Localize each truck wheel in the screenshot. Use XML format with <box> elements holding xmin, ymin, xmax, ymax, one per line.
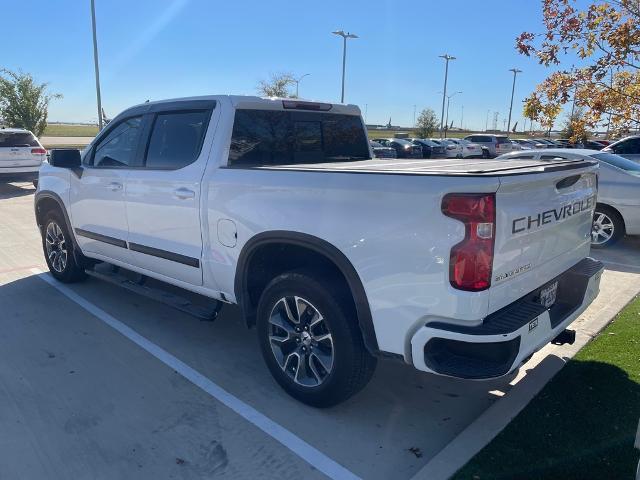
<box><xmin>591</xmin><ymin>205</ymin><xmax>624</xmax><ymax>248</ymax></box>
<box><xmin>256</xmin><ymin>271</ymin><xmax>377</xmax><ymax>407</ymax></box>
<box><xmin>42</xmin><ymin>211</ymin><xmax>87</xmax><ymax>283</ymax></box>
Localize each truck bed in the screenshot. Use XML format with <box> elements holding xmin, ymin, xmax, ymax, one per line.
<box><xmin>252</xmin><ymin>157</ymin><xmax>596</xmax><ymax>176</ymax></box>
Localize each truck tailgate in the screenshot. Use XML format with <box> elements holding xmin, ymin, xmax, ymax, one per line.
<box><xmin>490</xmin><ymin>163</ymin><xmax>598</xmax><ymax>313</ymax></box>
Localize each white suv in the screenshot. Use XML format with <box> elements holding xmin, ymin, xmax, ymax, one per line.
<box><xmin>0</xmin><ymin>128</ymin><xmax>47</xmax><ymax>181</ymax></box>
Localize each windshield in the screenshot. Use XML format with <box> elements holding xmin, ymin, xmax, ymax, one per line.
<box><xmin>593</xmin><ymin>152</ymin><xmax>640</xmax><ymax>176</ymax></box>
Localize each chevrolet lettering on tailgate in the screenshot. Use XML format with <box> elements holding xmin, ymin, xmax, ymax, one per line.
<box><xmin>512</xmin><ymin>195</ymin><xmax>596</xmax><ymax>234</ymax></box>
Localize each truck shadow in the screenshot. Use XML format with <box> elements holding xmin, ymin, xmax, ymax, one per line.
<box><xmin>0</xmin><ymin>180</ymin><xmax>36</xmax><ymax>200</ymax></box>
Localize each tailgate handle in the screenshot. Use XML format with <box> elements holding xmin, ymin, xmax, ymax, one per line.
<box><xmin>556</xmin><ymin>175</ymin><xmax>581</xmax><ymax>190</ymax></box>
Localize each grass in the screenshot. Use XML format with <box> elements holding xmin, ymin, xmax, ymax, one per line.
<box><xmin>43</xmin><ymin>124</ymin><xmax>98</xmax><ymax>137</ymax></box>
<box><xmin>453</xmin><ymin>296</ymin><xmax>640</xmax><ymax>480</ymax></box>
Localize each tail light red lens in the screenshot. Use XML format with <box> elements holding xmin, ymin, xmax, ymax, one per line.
<box><xmin>441</xmin><ymin>193</ymin><xmax>496</xmax><ymax>291</ymax></box>
<box><xmin>31</xmin><ymin>147</ymin><xmax>47</xmax><ymax>155</ymax></box>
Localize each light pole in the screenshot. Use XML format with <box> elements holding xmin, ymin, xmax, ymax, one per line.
<box><xmin>485</xmin><ymin>109</ymin><xmax>490</xmax><ymax>132</ymax></box>
<box><xmin>460</xmin><ymin>105</ymin><xmax>464</xmax><ymax>131</ymax></box>
<box><xmin>332</xmin><ymin>30</ymin><xmax>358</xmax><ymax>103</ymax></box>
<box><xmin>90</xmin><ymin>0</ymin><xmax>103</xmax><ymax>131</ymax></box>
<box><xmin>413</xmin><ymin>104</ymin><xmax>417</xmax><ymax>127</ymax></box>
<box><xmin>294</xmin><ymin>73</ymin><xmax>310</xmax><ymax>98</ymax></box>
<box><xmin>506</xmin><ymin>68</ymin><xmax>522</xmax><ymax>134</ymax></box>
<box><xmin>442</xmin><ymin>91</ymin><xmax>462</xmax><ymax>137</ymax></box>
<box><xmin>438</xmin><ymin>54</ymin><xmax>456</xmax><ymax>137</ymax></box>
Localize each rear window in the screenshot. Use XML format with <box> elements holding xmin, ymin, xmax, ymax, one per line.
<box><xmin>468</xmin><ymin>135</ymin><xmax>490</xmax><ymax>143</ymax></box>
<box><xmin>0</xmin><ymin>132</ymin><xmax>39</xmax><ymax>147</ymax></box>
<box><xmin>229</xmin><ymin>110</ymin><xmax>369</xmax><ymax>166</ymax></box>
<box><xmin>496</xmin><ymin>136</ymin><xmax>511</xmax><ymax>144</ymax></box>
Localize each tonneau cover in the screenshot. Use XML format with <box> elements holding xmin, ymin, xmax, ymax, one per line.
<box><xmin>253</xmin><ymin>157</ymin><xmax>597</xmax><ymax>176</ymax></box>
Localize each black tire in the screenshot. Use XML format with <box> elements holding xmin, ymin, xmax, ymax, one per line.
<box><xmin>42</xmin><ymin>210</ymin><xmax>87</xmax><ymax>282</ymax></box>
<box><xmin>482</xmin><ymin>148</ymin><xmax>490</xmax><ymax>159</ymax></box>
<box><xmin>257</xmin><ymin>271</ymin><xmax>377</xmax><ymax>407</ymax></box>
<box><xmin>591</xmin><ymin>204</ymin><xmax>624</xmax><ymax>249</ymax></box>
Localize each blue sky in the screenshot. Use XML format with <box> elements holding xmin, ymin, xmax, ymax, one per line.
<box><xmin>4</xmin><ymin>0</ymin><xmax>562</xmax><ymax>130</ymax></box>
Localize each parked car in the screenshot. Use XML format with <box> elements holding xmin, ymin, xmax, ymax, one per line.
<box><xmin>36</xmin><ymin>95</ymin><xmax>603</xmax><ymax>407</ymax></box>
<box><xmin>581</xmin><ymin>140</ymin><xmax>606</xmax><ymax>150</ymax></box>
<box><xmin>532</xmin><ymin>138</ymin><xmax>560</xmax><ymax>148</ymax></box>
<box><xmin>602</xmin><ymin>135</ymin><xmax>640</xmax><ymax>162</ymax></box>
<box><xmin>369</xmin><ymin>140</ymin><xmax>397</xmax><ymax>159</ymax></box>
<box><xmin>377</xmin><ymin>138</ymin><xmax>422</xmax><ymax>158</ymax></box>
<box><xmin>445</xmin><ymin>138</ymin><xmax>483</xmax><ymax>158</ymax></box>
<box><xmin>513</xmin><ymin>139</ymin><xmax>546</xmax><ymax>150</ymax></box>
<box><xmin>412</xmin><ymin>138</ymin><xmax>447</xmax><ymax>158</ymax></box>
<box><xmin>0</xmin><ymin>128</ymin><xmax>47</xmax><ymax>181</ymax></box>
<box><xmin>463</xmin><ymin>134</ymin><xmax>513</xmax><ymax>157</ymax></box>
<box><xmin>410</xmin><ymin>138</ymin><xmax>445</xmax><ymax>158</ymax></box>
<box><xmin>498</xmin><ymin>148</ymin><xmax>640</xmax><ymax>248</ymax></box>
<box><xmin>510</xmin><ymin>140</ymin><xmax>522</xmax><ymax>150</ymax></box>
<box><xmin>431</xmin><ymin>138</ymin><xmax>461</xmax><ymax>158</ymax></box>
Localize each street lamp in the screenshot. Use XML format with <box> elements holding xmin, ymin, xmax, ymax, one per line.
<box><xmin>438</xmin><ymin>54</ymin><xmax>456</xmax><ymax>138</ymax></box>
<box><xmin>441</xmin><ymin>91</ymin><xmax>462</xmax><ymax>137</ymax></box>
<box><xmin>294</xmin><ymin>73</ymin><xmax>310</xmax><ymax>98</ymax></box>
<box><xmin>506</xmin><ymin>68</ymin><xmax>522</xmax><ymax>134</ymax></box>
<box><xmin>332</xmin><ymin>30</ymin><xmax>358</xmax><ymax>103</ymax></box>
<box><xmin>90</xmin><ymin>0</ymin><xmax>103</xmax><ymax>131</ymax></box>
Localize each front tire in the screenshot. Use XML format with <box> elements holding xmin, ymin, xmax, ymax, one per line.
<box><xmin>42</xmin><ymin>211</ymin><xmax>87</xmax><ymax>282</ymax></box>
<box><xmin>257</xmin><ymin>271</ymin><xmax>377</xmax><ymax>407</ymax></box>
<box><xmin>591</xmin><ymin>205</ymin><xmax>624</xmax><ymax>248</ymax></box>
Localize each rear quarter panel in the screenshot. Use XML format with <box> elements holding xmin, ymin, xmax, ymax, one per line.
<box><xmin>205</xmin><ymin>168</ymin><xmax>499</xmax><ymax>357</ymax></box>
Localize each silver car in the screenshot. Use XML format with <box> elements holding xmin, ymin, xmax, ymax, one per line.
<box><xmin>463</xmin><ymin>134</ymin><xmax>513</xmax><ymax>157</ymax></box>
<box><xmin>602</xmin><ymin>135</ymin><xmax>640</xmax><ymax>162</ymax></box>
<box><xmin>497</xmin><ymin>149</ymin><xmax>640</xmax><ymax>248</ymax></box>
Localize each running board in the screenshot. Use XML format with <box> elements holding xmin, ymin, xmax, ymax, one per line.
<box><xmin>85</xmin><ymin>265</ymin><xmax>222</xmax><ymax>322</ymax></box>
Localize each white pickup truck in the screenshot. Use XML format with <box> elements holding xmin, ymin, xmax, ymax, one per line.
<box><xmin>35</xmin><ymin>96</ymin><xmax>603</xmax><ymax>407</ymax></box>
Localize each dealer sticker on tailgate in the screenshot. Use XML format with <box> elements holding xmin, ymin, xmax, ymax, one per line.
<box><xmin>539</xmin><ymin>281</ymin><xmax>559</xmax><ymax>308</ymax></box>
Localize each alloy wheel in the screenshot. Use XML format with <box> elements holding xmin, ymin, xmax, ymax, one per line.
<box><xmin>45</xmin><ymin>221</ymin><xmax>68</xmax><ymax>273</ymax></box>
<box><xmin>268</xmin><ymin>296</ymin><xmax>334</xmax><ymax>387</ymax></box>
<box><xmin>591</xmin><ymin>212</ymin><xmax>615</xmax><ymax>245</ymax></box>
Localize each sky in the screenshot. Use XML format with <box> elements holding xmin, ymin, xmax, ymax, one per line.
<box><xmin>3</xmin><ymin>0</ymin><xmax>566</xmax><ymax>131</ymax></box>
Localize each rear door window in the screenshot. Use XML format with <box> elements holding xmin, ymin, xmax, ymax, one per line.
<box><xmin>229</xmin><ymin>110</ymin><xmax>369</xmax><ymax>166</ymax></box>
<box><xmin>145</xmin><ymin>110</ymin><xmax>210</xmax><ymax>169</ymax></box>
<box><xmin>0</xmin><ymin>132</ymin><xmax>39</xmax><ymax>147</ymax></box>
<box><xmin>613</xmin><ymin>138</ymin><xmax>640</xmax><ymax>154</ymax></box>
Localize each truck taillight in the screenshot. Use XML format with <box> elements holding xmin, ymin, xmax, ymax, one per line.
<box><xmin>31</xmin><ymin>148</ymin><xmax>47</xmax><ymax>155</ymax></box>
<box><xmin>441</xmin><ymin>193</ymin><xmax>496</xmax><ymax>292</ymax></box>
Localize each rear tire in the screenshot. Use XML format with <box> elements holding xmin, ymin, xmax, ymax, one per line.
<box><xmin>42</xmin><ymin>211</ymin><xmax>87</xmax><ymax>282</ymax></box>
<box><xmin>256</xmin><ymin>271</ymin><xmax>377</xmax><ymax>407</ymax></box>
<box><xmin>591</xmin><ymin>205</ymin><xmax>624</xmax><ymax>248</ymax></box>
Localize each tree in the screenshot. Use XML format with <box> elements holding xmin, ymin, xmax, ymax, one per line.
<box><xmin>561</xmin><ymin>107</ymin><xmax>590</xmax><ymax>142</ymax></box>
<box><xmin>415</xmin><ymin>108</ymin><xmax>438</xmax><ymax>138</ymax></box>
<box><xmin>516</xmin><ymin>0</ymin><xmax>640</xmax><ymax>140</ymax></box>
<box><xmin>0</xmin><ymin>69</ymin><xmax>61</xmax><ymax>137</ymax></box>
<box><xmin>257</xmin><ymin>72</ymin><xmax>296</xmax><ymax>98</ymax></box>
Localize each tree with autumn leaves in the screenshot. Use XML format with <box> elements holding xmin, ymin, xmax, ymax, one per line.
<box><xmin>517</xmin><ymin>0</ymin><xmax>640</xmax><ymax>140</ymax></box>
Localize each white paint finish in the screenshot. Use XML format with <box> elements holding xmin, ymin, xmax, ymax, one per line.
<box><xmin>33</xmin><ymin>268</ymin><xmax>361</xmax><ymax>480</ymax></box>
<box><xmin>490</xmin><ymin>168</ymin><xmax>596</xmax><ymax>313</ymax></box>
<box><xmin>68</xmin><ymin>167</ymin><xmax>131</xmax><ymax>262</ymax></box>
<box><xmin>217</xmin><ymin>219</ymin><xmax>237</xmax><ymax>247</ymax></box>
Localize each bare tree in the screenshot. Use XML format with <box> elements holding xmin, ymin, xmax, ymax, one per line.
<box><xmin>0</xmin><ymin>69</ymin><xmax>62</xmax><ymax>137</ymax></box>
<box><xmin>257</xmin><ymin>72</ymin><xmax>296</xmax><ymax>98</ymax></box>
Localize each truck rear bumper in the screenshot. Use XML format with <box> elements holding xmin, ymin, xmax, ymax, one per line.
<box><xmin>410</xmin><ymin>257</ymin><xmax>604</xmax><ymax>379</ymax></box>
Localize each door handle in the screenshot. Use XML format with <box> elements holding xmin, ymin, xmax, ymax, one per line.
<box><xmin>173</xmin><ymin>187</ymin><xmax>195</xmax><ymax>199</ymax></box>
<box><xmin>107</xmin><ymin>182</ymin><xmax>123</xmax><ymax>191</ymax></box>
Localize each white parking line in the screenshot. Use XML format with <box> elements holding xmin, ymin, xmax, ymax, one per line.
<box><xmin>33</xmin><ymin>269</ymin><xmax>360</xmax><ymax>480</ymax></box>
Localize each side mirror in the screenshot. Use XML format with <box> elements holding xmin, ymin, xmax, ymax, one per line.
<box><xmin>49</xmin><ymin>149</ymin><xmax>81</xmax><ymax>168</ymax></box>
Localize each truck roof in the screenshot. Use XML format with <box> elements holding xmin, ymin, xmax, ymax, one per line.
<box><xmin>252</xmin><ymin>157</ymin><xmax>597</xmax><ymax>177</ymax></box>
<box><xmin>126</xmin><ymin>95</ymin><xmax>362</xmax><ymax>116</ymax></box>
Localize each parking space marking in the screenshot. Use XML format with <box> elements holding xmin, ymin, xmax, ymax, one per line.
<box><xmin>33</xmin><ymin>269</ymin><xmax>360</xmax><ymax>480</ymax></box>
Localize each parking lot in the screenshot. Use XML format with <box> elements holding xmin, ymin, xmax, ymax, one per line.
<box><xmin>1</xmin><ymin>179</ymin><xmax>639</xmax><ymax>480</ymax></box>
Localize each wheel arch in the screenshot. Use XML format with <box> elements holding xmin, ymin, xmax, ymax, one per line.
<box><xmin>35</xmin><ymin>191</ymin><xmax>80</xmax><ymax>251</ymax></box>
<box><xmin>235</xmin><ymin>231</ymin><xmax>379</xmax><ymax>354</ymax></box>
